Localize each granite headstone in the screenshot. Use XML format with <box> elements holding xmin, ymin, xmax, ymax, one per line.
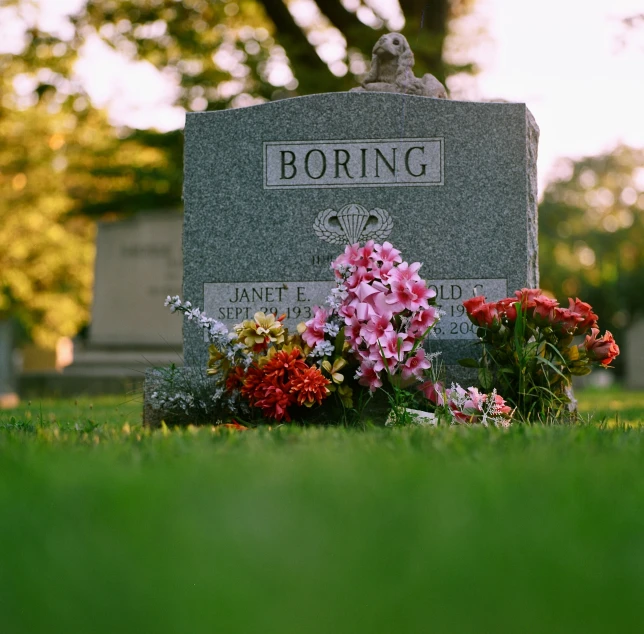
<box><xmin>181</xmin><ymin>92</ymin><xmax>539</xmax><ymax>372</ymax></box>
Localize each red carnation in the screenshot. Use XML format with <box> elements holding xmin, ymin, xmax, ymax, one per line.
<box><xmin>549</xmin><ymin>307</ymin><xmax>584</xmax><ymax>334</ymax></box>
<box><xmin>568</xmin><ymin>298</ymin><xmax>598</xmax><ymax>332</ymax></box>
<box><xmin>496</xmin><ymin>298</ymin><xmax>518</xmax><ymax>322</ymax></box>
<box><xmin>470</xmin><ymin>302</ymin><xmax>500</xmax><ymax>328</ymax></box>
<box><xmin>514</xmin><ymin>288</ymin><xmax>542</xmax><ymax>309</ymax></box>
<box><xmin>463</xmin><ymin>295</ymin><xmax>486</xmax><ymax>321</ymax></box>
<box><xmin>584</xmin><ymin>329</ymin><xmax>620</xmax><ymax>366</ymax></box>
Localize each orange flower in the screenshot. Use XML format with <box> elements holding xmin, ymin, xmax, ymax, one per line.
<box><xmin>289</xmin><ymin>366</ymin><xmax>331</xmax><ymax>407</ymax></box>
<box><xmin>262</xmin><ymin>348</ymin><xmax>308</xmax><ymax>385</ymax></box>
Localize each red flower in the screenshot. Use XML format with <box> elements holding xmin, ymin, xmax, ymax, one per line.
<box><xmin>584</xmin><ymin>329</ymin><xmax>620</xmax><ymax>366</ymax></box>
<box><xmin>496</xmin><ymin>298</ymin><xmax>518</xmax><ymax>322</ymax></box>
<box><xmin>514</xmin><ymin>288</ymin><xmax>542</xmax><ymax>309</ymax></box>
<box><xmin>262</xmin><ymin>349</ymin><xmax>308</xmax><ymax>385</ymax></box>
<box><xmin>463</xmin><ymin>295</ymin><xmax>486</xmax><ymax>319</ymax></box>
<box><xmin>225</xmin><ymin>366</ymin><xmax>247</xmax><ymax>392</ymax></box>
<box><xmin>253</xmin><ymin>380</ymin><xmax>295</xmax><ymax>421</ymax></box>
<box><xmin>240</xmin><ymin>365</ymin><xmax>264</xmax><ymax>402</ymax></box>
<box><xmin>469</xmin><ymin>302</ymin><xmax>500</xmax><ymax>327</ymax></box>
<box><xmin>289</xmin><ymin>366</ymin><xmax>330</xmax><ymax>406</ymax></box>
<box><xmin>533</xmin><ymin>295</ymin><xmax>559</xmax><ymax>324</ymax></box>
<box><xmin>568</xmin><ymin>298</ymin><xmax>598</xmax><ymax>332</ymax></box>
<box><xmin>548</xmin><ymin>307</ymin><xmax>584</xmax><ymax>334</ymax></box>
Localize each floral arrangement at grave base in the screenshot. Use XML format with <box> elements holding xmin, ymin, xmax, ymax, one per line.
<box><xmin>149</xmin><ymin>241</ymin><xmax>514</xmax><ymax>428</ymax></box>
<box><xmin>459</xmin><ymin>289</ymin><xmax>620</xmax><ymax>421</ymax></box>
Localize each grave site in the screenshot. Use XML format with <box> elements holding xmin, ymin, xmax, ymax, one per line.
<box><xmin>1</xmin><ymin>5</ymin><xmax>643</xmax><ymax>634</ymax></box>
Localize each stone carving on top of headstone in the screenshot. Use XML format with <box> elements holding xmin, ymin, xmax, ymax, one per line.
<box><xmin>144</xmin><ymin>33</ymin><xmax>539</xmax><ymax>424</ymax></box>
<box><xmin>351</xmin><ymin>32</ymin><xmax>448</xmax><ymax>99</ymax></box>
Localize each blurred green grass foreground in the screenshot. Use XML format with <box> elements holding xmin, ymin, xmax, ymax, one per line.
<box><xmin>1</xmin><ymin>389</ymin><xmax>643</xmax><ymax>634</ymax></box>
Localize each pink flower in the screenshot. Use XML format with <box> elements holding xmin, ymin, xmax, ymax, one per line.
<box><xmin>375</xmin><ymin>331</ymin><xmax>413</xmax><ymax>361</ymax></box>
<box><xmin>346</xmin><ymin>266</ymin><xmax>374</xmax><ymax>289</ymax></box>
<box><xmin>334</xmin><ymin>243</ymin><xmax>362</xmax><ymax>268</ymax></box>
<box><xmin>353</xmin><ymin>280</ymin><xmax>381</xmax><ymax>303</ymax></box>
<box><xmin>302</xmin><ymin>307</ymin><xmax>327</xmax><ymax>347</ymax></box>
<box><xmin>374</xmin><ymin>241</ymin><xmax>402</xmax><ymax>264</ymax></box>
<box><xmin>390</xmin><ymin>261</ymin><xmax>422</xmax><ymax>284</ymax></box>
<box><xmin>372</xmin><ymin>260</ymin><xmax>394</xmax><ymax>283</ymax></box>
<box><xmin>387</xmin><ymin>279</ymin><xmax>432</xmax><ymax>312</ymax></box>
<box><xmin>409</xmin><ymin>306</ymin><xmax>439</xmax><ymax>335</ymax></box>
<box><xmin>485</xmin><ymin>392</ymin><xmax>513</xmax><ymax>416</ymax></box>
<box><xmin>360</xmin><ymin>314</ymin><xmax>393</xmax><ymax>346</ymax></box>
<box><xmin>344</xmin><ymin>313</ymin><xmax>364</xmax><ymax>346</ymax></box>
<box><xmin>356</xmin><ymin>361</ymin><xmax>383</xmax><ymax>392</ymax></box>
<box><xmin>419</xmin><ymin>380</ymin><xmax>445</xmax><ymax>405</ymax></box>
<box><xmin>401</xmin><ymin>349</ymin><xmax>432</xmax><ymax>380</ymax></box>
<box><xmin>354</xmin><ymin>240</ymin><xmax>376</xmax><ymax>268</ymax></box>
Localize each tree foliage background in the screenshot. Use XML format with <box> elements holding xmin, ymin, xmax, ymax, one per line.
<box><xmin>0</xmin><ymin>0</ymin><xmax>478</xmax><ymax>347</ymax></box>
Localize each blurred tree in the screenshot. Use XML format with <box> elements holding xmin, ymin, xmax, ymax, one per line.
<box><xmin>0</xmin><ymin>0</ymin><xmax>478</xmax><ymax>345</ymax></box>
<box><xmin>539</xmin><ymin>145</ymin><xmax>644</xmax><ymax>371</ymax></box>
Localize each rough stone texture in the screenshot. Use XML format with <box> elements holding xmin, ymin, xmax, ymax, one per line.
<box><xmin>626</xmin><ymin>319</ymin><xmax>644</xmax><ymax>389</ymax></box>
<box><xmin>351</xmin><ymin>32</ymin><xmax>448</xmax><ymax>99</ymax></box>
<box><xmin>182</xmin><ymin>92</ymin><xmax>539</xmax><ymax>370</ymax></box>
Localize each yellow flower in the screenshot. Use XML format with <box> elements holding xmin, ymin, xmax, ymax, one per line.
<box><xmin>321</xmin><ymin>358</ymin><xmax>347</xmax><ymax>385</ymax></box>
<box><xmin>234</xmin><ymin>311</ymin><xmax>285</xmax><ymax>350</ymax></box>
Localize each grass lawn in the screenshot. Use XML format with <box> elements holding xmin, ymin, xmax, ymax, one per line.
<box><xmin>0</xmin><ymin>388</ymin><xmax>643</xmax><ymax>634</ymax></box>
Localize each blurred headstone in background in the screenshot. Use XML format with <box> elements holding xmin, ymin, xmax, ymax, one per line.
<box><xmin>21</xmin><ymin>212</ymin><xmax>183</xmax><ymax>397</ymax></box>
<box><xmin>626</xmin><ymin>319</ymin><xmax>644</xmax><ymax>389</ymax></box>
<box><xmin>0</xmin><ymin>320</ymin><xmax>19</xmax><ymax>408</ymax></box>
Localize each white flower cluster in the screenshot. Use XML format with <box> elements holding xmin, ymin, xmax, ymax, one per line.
<box><xmin>310</xmin><ymin>340</ymin><xmax>335</xmax><ymax>358</ymax></box>
<box><xmin>326</xmin><ymin>284</ymin><xmax>349</xmax><ymax>310</ymax></box>
<box><xmin>165</xmin><ymin>295</ymin><xmax>228</xmax><ymax>341</ymax></box>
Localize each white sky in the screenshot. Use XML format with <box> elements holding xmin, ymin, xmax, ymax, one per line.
<box><xmin>3</xmin><ymin>0</ymin><xmax>644</xmax><ymax>190</ymax></box>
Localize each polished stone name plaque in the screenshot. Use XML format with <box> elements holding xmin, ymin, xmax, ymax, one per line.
<box><xmin>264</xmin><ymin>138</ymin><xmax>443</xmax><ymax>189</ymax></box>
<box><xmin>428</xmin><ymin>278</ymin><xmax>508</xmax><ymax>340</ymax></box>
<box><xmin>203</xmin><ymin>281</ymin><xmax>332</xmax><ymax>328</ymax></box>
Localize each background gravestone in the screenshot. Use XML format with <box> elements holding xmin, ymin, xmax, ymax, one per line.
<box><xmin>626</xmin><ymin>319</ymin><xmax>644</xmax><ymax>389</ymax></box>
<box><xmin>63</xmin><ymin>211</ymin><xmax>183</xmax><ymax>393</ymax></box>
<box><xmin>182</xmin><ymin>92</ymin><xmax>539</xmax><ymax>373</ymax></box>
<box><xmin>0</xmin><ymin>320</ymin><xmax>18</xmax><ymax>408</ymax></box>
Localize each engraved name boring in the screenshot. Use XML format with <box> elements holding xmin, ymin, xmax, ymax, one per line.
<box><xmin>264</xmin><ymin>138</ymin><xmax>443</xmax><ymax>189</ymax></box>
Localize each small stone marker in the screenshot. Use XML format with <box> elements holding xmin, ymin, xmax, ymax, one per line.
<box><xmin>66</xmin><ymin>211</ymin><xmax>184</xmax><ymax>383</ymax></box>
<box><xmin>0</xmin><ymin>320</ymin><xmax>18</xmax><ymax>408</ymax></box>
<box><xmin>181</xmin><ymin>92</ymin><xmax>539</xmax><ymax>373</ymax></box>
<box><xmin>626</xmin><ymin>319</ymin><xmax>644</xmax><ymax>389</ymax></box>
<box><xmin>91</xmin><ymin>211</ymin><xmax>183</xmax><ymax>347</ymax></box>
